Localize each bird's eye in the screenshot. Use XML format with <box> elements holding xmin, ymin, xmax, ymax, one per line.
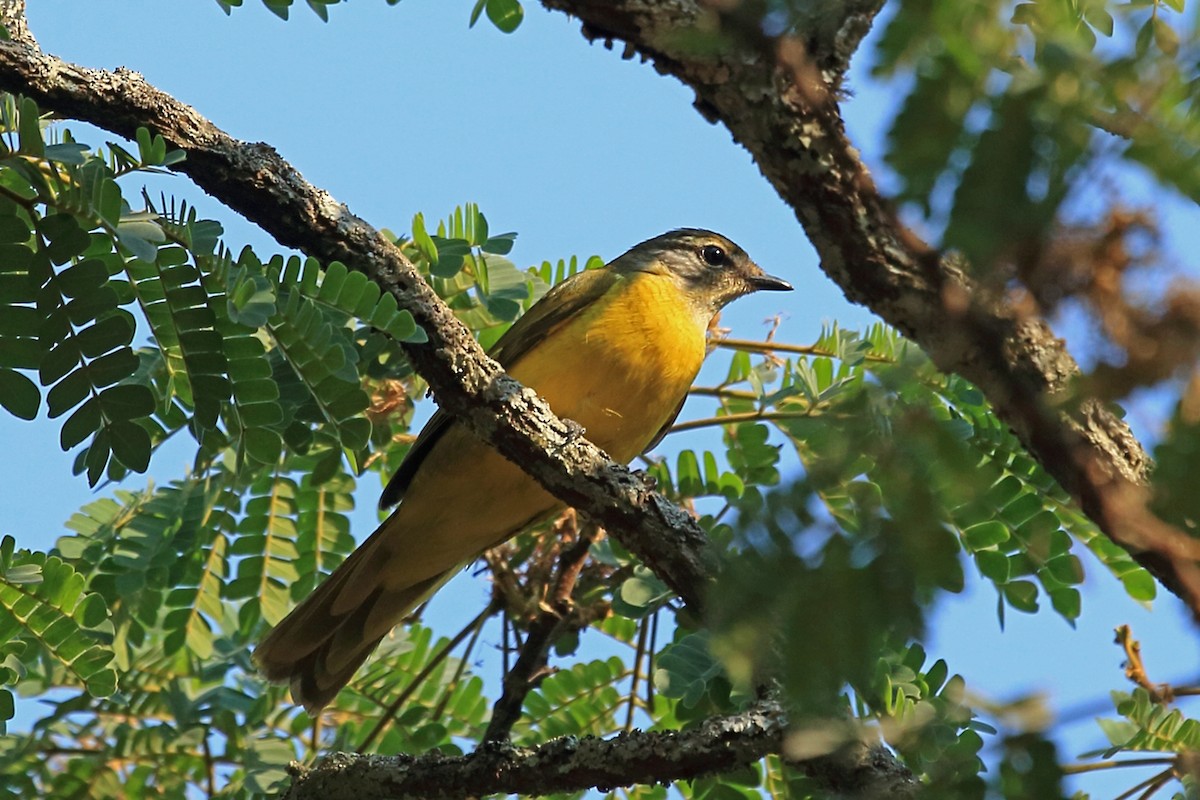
<box><xmin>700</xmin><ymin>244</ymin><xmax>727</xmax><ymax>267</ymax></box>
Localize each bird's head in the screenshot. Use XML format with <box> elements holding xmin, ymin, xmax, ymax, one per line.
<box><xmin>611</xmin><ymin>228</ymin><xmax>792</xmax><ymax>316</ymax></box>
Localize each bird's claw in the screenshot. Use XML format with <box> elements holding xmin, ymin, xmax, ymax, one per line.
<box><xmin>630</xmin><ymin>468</ymin><xmax>657</xmax><ymax>490</ymax></box>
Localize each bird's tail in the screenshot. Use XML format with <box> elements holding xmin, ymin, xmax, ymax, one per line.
<box><xmin>253</xmin><ymin>534</ymin><xmax>450</xmax><ymax>714</ymax></box>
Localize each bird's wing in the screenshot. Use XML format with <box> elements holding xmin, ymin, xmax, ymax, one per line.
<box><xmin>643</xmin><ymin>393</ymin><xmax>687</xmax><ymax>454</ymax></box>
<box><xmin>378</xmin><ymin>268</ymin><xmax>618</xmax><ymax>509</ymax></box>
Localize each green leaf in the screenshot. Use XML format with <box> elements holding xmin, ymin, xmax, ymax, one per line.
<box><xmin>60</xmin><ymin>396</ymin><xmax>100</xmax><ymax>448</ymax></box>
<box><xmin>1003</xmin><ymin>580</ymin><xmax>1039</xmax><ymax>613</ymax></box>
<box><xmin>654</xmin><ymin>632</ymin><xmax>723</xmax><ymax>708</ymax></box>
<box><xmin>44</xmin><ymin>142</ymin><xmax>89</xmax><ymax>165</ymax></box>
<box><xmin>0</xmin><ymin>541</ymin><xmax>116</xmax><ymax>698</ymax></box>
<box><xmin>427</xmin><ymin>236</ymin><xmax>470</xmax><ymax>278</ymax></box>
<box><xmin>39</xmin><ymin>214</ymin><xmax>91</xmax><ymax>265</ymax></box>
<box><xmin>0</xmin><ymin>688</ymin><xmax>12</xmax><ymax>732</ymax></box>
<box><xmin>244</xmin><ymin>427</ymin><xmax>283</xmax><ymax>464</ymax></box>
<box><xmin>0</xmin><ymin>213</ymin><xmax>31</xmax><ymax>245</ymax></box>
<box><xmin>56</xmin><ymin>258</ymin><xmax>108</xmax><ymax>298</ymax></box>
<box><xmin>84</xmin><ymin>668</ymin><xmax>117</xmax><ymax>697</ymax></box>
<box><xmin>0</xmin><ymin>368</ymin><xmax>38</xmax><ymax>418</ymax></box>
<box><xmin>227</xmin><ymin>270</ymin><xmax>276</xmax><ymax>327</ymax></box>
<box><xmin>117</xmin><ymin>218</ymin><xmax>166</xmax><ymax>263</ymax></box>
<box><xmin>469</xmin><ymin>0</ymin><xmax>487</xmax><ymax>27</ymax></box>
<box><xmin>1010</xmin><ymin>3</ymin><xmax>1037</xmax><ymax>25</ymax></box>
<box><xmin>485</xmin><ymin>0</ymin><xmax>523</xmax><ymax>32</ymax></box>
<box><xmin>1151</xmin><ymin>16</ymin><xmax>1178</xmax><ymax>55</ymax></box>
<box><xmin>1082</xmin><ymin>6</ymin><xmax>1113</xmax><ymax>37</ymax></box>
<box><xmin>107</xmin><ymin>420</ymin><xmax>151</xmax><ymax>472</ymax></box>
<box><xmin>17</xmin><ymin>97</ymin><xmax>43</xmax><ymax>158</ymax></box>
<box><xmin>1049</xmin><ymin>587</ymin><xmax>1080</xmax><ymax>621</ymax></box>
<box><xmin>677</xmin><ymin>449</ymin><xmax>703</xmax><ymax>496</ymax></box>
<box><xmin>943</xmin><ymin>91</ymin><xmax>1068</xmax><ymax>275</ymax></box>
<box><xmin>616</xmin><ymin>566</ymin><xmax>672</xmax><ymax>617</ymax></box>
<box><xmin>242</xmin><ymin>737</ymin><xmax>294</xmax><ymax>795</ymax></box>
<box><xmin>99</xmin><ymin>384</ymin><xmax>155</xmax><ymax>422</ymax></box>
<box><xmin>1045</xmin><ymin>554</ymin><xmax>1083</xmax><ymax>585</ymax></box>
<box><xmin>975</xmin><ymin>549</ymin><xmax>1009</xmax><ymax>582</ymax></box>
<box><xmin>962</xmin><ymin>521</ymin><xmax>1010</xmax><ymax>550</ymax></box>
<box><xmin>410</xmin><ymin>212</ymin><xmax>436</xmax><ymax>263</ymax></box>
<box><xmin>482</xmin><ymin>232</ymin><xmax>517</xmax><ymax>255</ymax></box>
<box><xmin>1120</xmin><ymin>568</ymin><xmax>1156</xmax><ymax>602</ymax></box>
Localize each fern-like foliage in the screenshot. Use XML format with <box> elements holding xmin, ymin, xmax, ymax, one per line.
<box><xmin>0</xmin><ymin>96</ymin><xmax>431</xmax><ymax>492</ymax></box>
<box><xmin>3</xmin><ymin>85</ymin><xmax>1189</xmax><ymax>800</ymax></box>
<box><xmin>0</xmin><ymin>535</ymin><xmax>116</xmax><ymax>709</ymax></box>
<box><xmin>1097</xmin><ymin>688</ymin><xmax>1200</xmax><ymax>757</ymax></box>
<box><xmin>126</xmin><ymin>243</ymin><xmax>230</xmax><ymax>438</ymax></box>
<box><xmin>56</xmin><ymin>479</ymin><xmax>211</xmax><ymax>667</ymax></box>
<box><xmin>690</xmin><ymin>324</ymin><xmax>1153</xmax><ymax>624</ymax></box>
<box><xmin>331</xmin><ymin>623</ymin><xmax>491</xmax><ymax>754</ymax></box>
<box><xmin>514</xmin><ymin>656</ymin><xmax>633</xmax><ymax>742</ymax></box>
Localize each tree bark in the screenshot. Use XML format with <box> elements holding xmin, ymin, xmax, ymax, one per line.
<box><xmin>283</xmin><ymin>702</ymin><xmax>918</xmax><ymax>800</ymax></box>
<box><xmin>0</xmin><ymin>25</ymin><xmax>716</xmax><ymax>614</ymax></box>
<box><xmin>539</xmin><ymin>0</ymin><xmax>1200</xmax><ymax>613</ymax></box>
<box><xmin>2</xmin><ymin>0</ymin><xmax>1191</xmax><ymax>796</ymax></box>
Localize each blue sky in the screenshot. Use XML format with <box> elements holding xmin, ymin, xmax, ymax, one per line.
<box><xmin>6</xmin><ymin>2</ymin><xmax>1198</xmax><ymax>795</ymax></box>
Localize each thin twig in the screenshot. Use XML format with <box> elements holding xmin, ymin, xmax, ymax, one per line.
<box><xmin>625</xmin><ymin>617</ymin><xmax>650</xmax><ymax>732</ymax></box>
<box><xmin>716</xmin><ymin>337</ymin><xmax>894</xmax><ymax>363</ymax></box>
<box><xmin>1116</xmin><ymin>624</ymin><xmax>1175</xmax><ymax>703</ymax></box>
<box><xmin>646</xmin><ymin>610</ymin><xmax>658</xmax><ymax>714</ymax></box>
<box><xmin>669</xmin><ymin>409</ymin><xmax>824</xmax><ymax>435</ymax></box>
<box><xmin>201</xmin><ymin>734</ymin><xmax>216</xmax><ymax>798</ymax></box>
<box><xmin>1112</xmin><ymin>767</ymin><xmax>1174</xmax><ymax>800</ymax></box>
<box><xmin>1136</xmin><ymin>773</ymin><xmax>1173</xmax><ymax>800</ymax></box>
<box><xmin>689</xmin><ymin>386</ymin><xmax>762</xmax><ymax>401</ymax></box>
<box><xmin>538</xmin><ymin>0</ymin><xmax>1200</xmax><ymax>621</ymax></box>
<box><xmin>0</xmin><ymin>18</ymin><xmax>718</xmax><ymax>621</ymax></box>
<box><xmin>482</xmin><ymin>522</ymin><xmax>600</xmax><ymax>742</ymax></box>
<box><xmin>1062</xmin><ymin>758</ymin><xmax>1176</xmax><ymax>775</ymax></box>
<box><xmin>502</xmin><ymin>612</ymin><xmax>511</xmax><ymax>677</ymax></box>
<box><xmin>357</xmin><ymin>600</ymin><xmax>501</xmax><ymax>752</ymax></box>
<box><xmin>430</xmin><ymin>606</ymin><xmax>489</xmax><ymax>723</ymax></box>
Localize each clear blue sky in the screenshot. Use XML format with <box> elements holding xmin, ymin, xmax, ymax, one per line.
<box><xmin>6</xmin><ymin>2</ymin><xmax>1197</xmax><ymax>796</ymax></box>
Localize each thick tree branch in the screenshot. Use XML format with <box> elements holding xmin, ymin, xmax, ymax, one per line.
<box><xmin>0</xmin><ymin>0</ymin><xmax>29</xmax><ymax>45</ymax></box>
<box><xmin>540</xmin><ymin>0</ymin><xmax>1200</xmax><ymax>612</ymax></box>
<box><xmin>284</xmin><ymin>701</ymin><xmax>917</xmax><ymax>800</ymax></box>
<box><xmin>7</xmin><ymin>4</ymin><xmax>1173</xmax><ymax>796</ymax></box>
<box><xmin>0</xmin><ymin>30</ymin><xmax>714</xmax><ymax>612</ymax></box>
<box><xmin>0</xmin><ymin>15</ymin><xmax>914</xmax><ymax>796</ymax></box>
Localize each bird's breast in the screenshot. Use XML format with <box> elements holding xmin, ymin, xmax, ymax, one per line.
<box><xmin>510</xmin><ymin>273</ymin><xmax>709</xmax><ymax>462</ymax></box>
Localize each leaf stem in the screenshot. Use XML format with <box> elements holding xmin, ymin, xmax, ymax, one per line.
<box><xmin>668</xmin><ymin>409</ymin><xmax>820</xmax><ymax>435</ymax></box>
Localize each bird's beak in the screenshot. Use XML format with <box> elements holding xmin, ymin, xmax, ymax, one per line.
<box><xmin>747</xmin><ymin>272</ymin><xmax>792</xmax><ymax>292</ymax></box>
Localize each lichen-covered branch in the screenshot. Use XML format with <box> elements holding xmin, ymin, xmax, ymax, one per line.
<box><xmin>0</xmin><ymin>10</ymin><xmax>916</xmax><ymax>796</ymax></box>
<box><xmin>0</xmin><ymin>24</ymin><xmax>713</xmax><ymax>612</ymax></box>
<box><xmin>284</xmin><ymin>701</ymin><xmax>917</xmax><ymax>800</ymax></box>
<box><xmin>0</xmin><ymin>0</ymin><xmax>29</xmax><ymax>44</ymax></box>
<box><xmin>540</xmin><ymin>0</ymin><xmax>1200</xmax><ymax>613</ymax></box>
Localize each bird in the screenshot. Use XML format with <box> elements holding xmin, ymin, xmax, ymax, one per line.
<box><xmin>254</xmin><ymin>228</ymin><xmax>792</xmax><ymax>712</ymax></box>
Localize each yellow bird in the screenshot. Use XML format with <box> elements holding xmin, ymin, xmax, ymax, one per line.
<box><xmin>254</xmin><ymin>229</ymin><xmax>791</xmax><ymax>712</ymax></box>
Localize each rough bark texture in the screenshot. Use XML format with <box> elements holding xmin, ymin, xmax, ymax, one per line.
<box><xmin>3</xmin><ymin>0</ymin><xmax>1190</xmax><ymax>795</ymax></box>
<box><xmin>0</xmin><ymin>0</ymin><xmax>29</xmax><ymax>45</ymax></box>
<box><xmin>283</xmin><ymin>703</ymin><xmax>918</xmax><ymax>800</ymax></box>
<box><xmin>538</xmin><ymin>0</ymin><xmax>1198</xmax><ymax>609</ymax></box>
<box><xmin>0</xmin><ymin>31</ymin><xmax>715</xmax><ymax>614</ymax></box>
<box><xmin>0</xmin><ymin>11</ymin><xmax>830</xmax><ymax>793</ymax></box>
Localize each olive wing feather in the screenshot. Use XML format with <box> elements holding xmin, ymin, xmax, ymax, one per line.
<box><xmin>378</xmin><ymin>268</ymin><xmax>618</xmax><ymax>509</ymax></box>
